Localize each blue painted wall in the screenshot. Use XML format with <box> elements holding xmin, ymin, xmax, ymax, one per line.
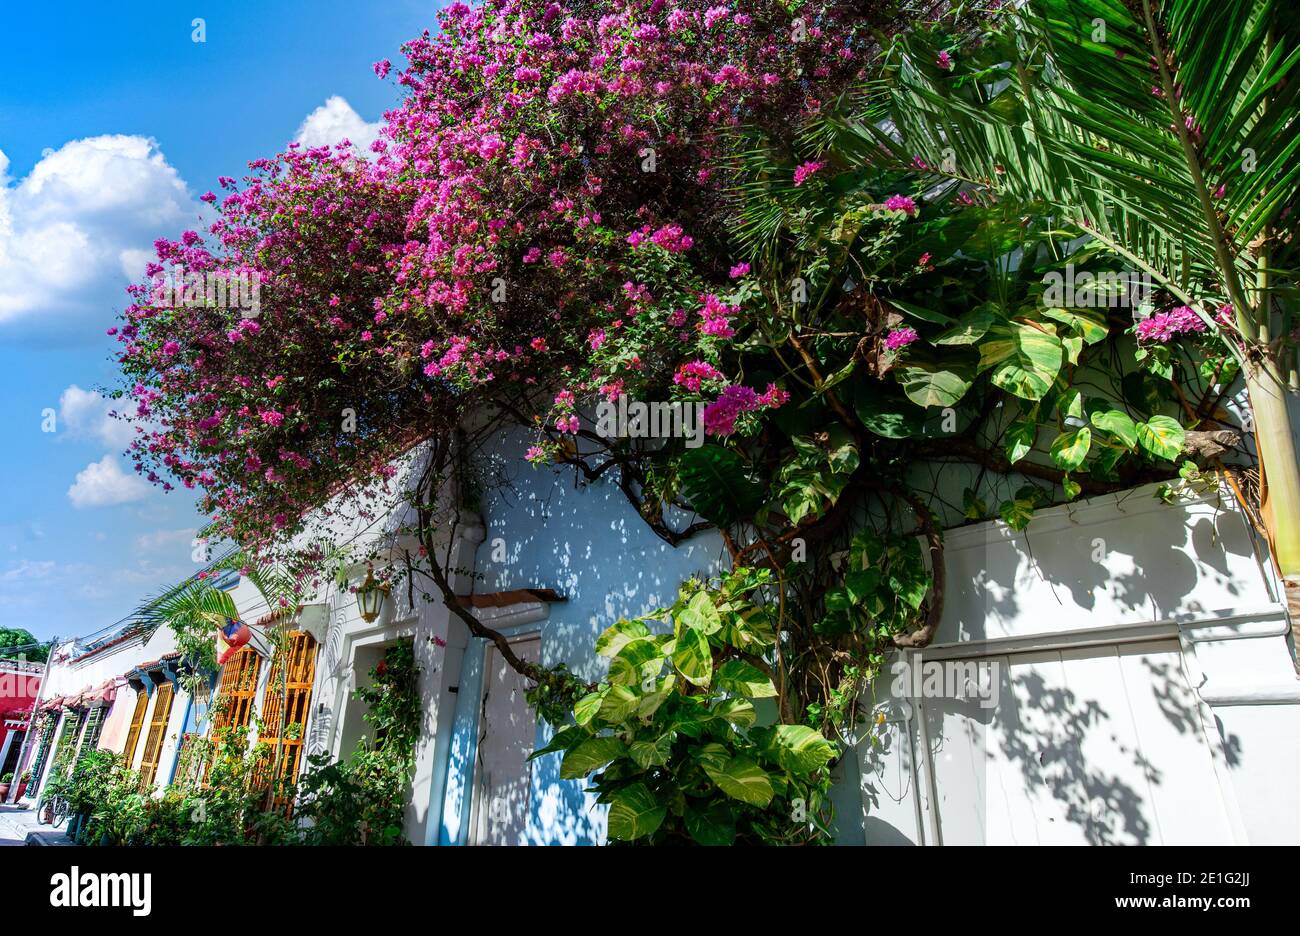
<box><xmin>438</xmin><ymin>429</ymin><xmax>866</xmax><ymax>845</ymax></box>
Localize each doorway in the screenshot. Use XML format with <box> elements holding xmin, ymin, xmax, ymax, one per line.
<box><xmin>469</xmin><ymin>634</ymin><xmax>541</xmax><ymax>846</ymax></box>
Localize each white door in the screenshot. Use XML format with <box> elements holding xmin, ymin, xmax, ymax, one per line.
<box><xmin>922</xmin><ymin>640</ymin><xmax>1235</xmax><ymax>845</ymax></box>
<box><xmin>470</xmin><ymin>634</ymin><xmax>541</xmax><ymax>846</ymax></box>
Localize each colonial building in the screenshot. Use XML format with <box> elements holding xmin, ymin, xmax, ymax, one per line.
<box><xmin>18</xmin><ymin>430</ymin><xmax>1300</xmax><ymax>846</ymax></box>
<box><xmin>0</xmin><ymin>658</ymin><xmax>42</xmax><ymax>788</ymax></box>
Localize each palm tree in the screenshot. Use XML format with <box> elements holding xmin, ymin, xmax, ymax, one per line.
<box><xmin>131</xmin><ymin>547</ymin><xmax>297</xmax><ymax>675</ymax></box>
<box><xmin>863</xmin><ymin>0</ymin><xmax>1300</xmax><ymax>643</ymax></box>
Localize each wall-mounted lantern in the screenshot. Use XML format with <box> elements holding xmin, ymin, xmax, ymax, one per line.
<box><xmin>356</xmin><ymin>570</ymin><xmax>390</xmax><ymax>624</ymax></box>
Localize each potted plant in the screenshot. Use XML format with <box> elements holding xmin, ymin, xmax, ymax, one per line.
<box><xmin>0</xmin><ymin>773</ymin><xmax>11</xmax><ymax>800</ymax></box>
<box><xmin>17</xmin><ymin>771</ymin><xmax>30</xmax><ymax>799</ymax></box>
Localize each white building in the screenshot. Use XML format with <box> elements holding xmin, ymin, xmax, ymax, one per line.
<box><xmin>23</xmin><ymin>429</ymin><xmax>1300</xmax><ymax>846</ymax></box>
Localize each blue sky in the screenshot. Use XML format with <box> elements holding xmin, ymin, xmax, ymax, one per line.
<box><xmin>0</xmin><ymin>1</ymin><xmax>436</xmax><ymax>643</ymax></box>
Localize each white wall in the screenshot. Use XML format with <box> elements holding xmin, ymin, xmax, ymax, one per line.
<box><xmin>855</xmin><ymin>483</ymin><xmax>1299</xmax><ymax>846</ymax></box>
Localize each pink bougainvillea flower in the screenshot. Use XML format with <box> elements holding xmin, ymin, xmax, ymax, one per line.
<box><xmin>885</xmin><ymin>327</ymin><xmax>919</xmax><ymax>350</ymax></box>
<box><xmin>793</xmin><ymin>160</ymin><xmax>827</xmax><ymax>186</ymax></box>
<box><xmin>107</xmin><ymin>0</ymin><xmax>882</xmax><ymax>543</ymax></box>
<box><xmin>673</xmin><ymin>360</ymin><xmax>725</xmax><ymax>392</ymax></box>
<box><xmin>702</xmin><ymin>383</ymin><xmax>788</xmax><ymax>436</ymax></box>
<box><xmin>883</xmin><ymin>194</ymin><xmax>918</xmax><ymax>216</ymax></box>
<box><xmin>1135</xmin><ymin>305</ymin><xmax>1207</xmax><ymax>343</ymax></box>
<box><xmin>703</xmin><ymin>385</ymin><xmax>762</xmax><ymax>436</ymax></box>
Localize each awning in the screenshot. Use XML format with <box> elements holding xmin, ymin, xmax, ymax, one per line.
<box><xmin>90</xmin><ymin>679</ymin><xmax>119</xmax><ymax>705</ymax></box>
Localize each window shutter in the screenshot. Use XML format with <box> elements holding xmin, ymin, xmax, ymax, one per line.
<box><xmin>253</xmin><ymin>631</ymin><xmax>319</xmax><ymax>812</ymax></box>
<box><xmin>74</xmin><ymin>707</ymin><xmax>106</xmax><ymax>769</ymax></box>
<box><xmin>137</xmin><ymin>683</ymin><xmax>176</xmax><ymax>789</ymax></box>
<box><xmin>121</xmin><ymin>689</ymin><xmax>150</xmax><ymax>768</ymax></box>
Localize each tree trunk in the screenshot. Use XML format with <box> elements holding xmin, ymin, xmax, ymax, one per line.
<box><xmin>1245</xmin><ymin>361</ymin><xmax>1300</xmax><ymax>672</ymax></box>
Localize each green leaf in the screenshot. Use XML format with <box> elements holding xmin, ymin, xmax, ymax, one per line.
<box><xmin>528</xmin><ymin>725</ymin><xmax>585</xmax><ymax>761</ymax></box>
<box><xmin>677</xmin><ymin>591</ymin><xmax>722</xmax><ymax>636</ymax></box>
<box><xmin>714</xmin><ymin>659</ymin><xmax>777</xmax><ymax>698</ymax></box>
<box><xmin>999</xmin><ymin>495</ymin><xmax>1036</xmax><ymax>531</ymax></box>
<box><xmin>1136</xmin><ymin>415</ymin><xmax>1185</xmax><ymax>462</ymax></box>
<box><xmin>677</xmin><ymin>445</ymin><xmax>766</xmax><ymax>526</ymax></box>
<box><xmin>1050</xmin><ymin>427</ymin><xmax>1091</xmax><ymax>471</ymax></box>
<box><xmin>887</xmin><ymin>298</ymin><xmax>955</xmax><ymax>325</ymax></box>
<box><xmin>933</xmin><ymin>303</ymin><xmax>997</xmax><ymax>345</ymax></box>
<box><xmin>978</xmin><ymin>320</ymin><xmax>1064</xmax><ymax>401</ymax></box>
<box><xmin>1041</xmin><ymin>306</ymin><xmax>1109</xmax><ymax>344</ymax></box>
<box><xmin>814</xmin><ymin>358</ymin><xmax>857</xmax><ymax>396</ymax></box>
<box><xmin>636</xmin><ymin>674</ymin><xmax>677</xmax><ymax>719</ymax></box>
<box><xmin>1004</xmin><ymin>416</ymin><xmax>1038</xmax><ymax>464</ymax></box>
<box><xmin>573</xmin><ymin>691</ymin><xmax>603</xmax><ymax>727</ymax></box>
<box><xmin>597</xmin><ymin>684</ymin><xmax>641</xmax><ymax>723</ymax></box>
<box><xmin>607</xmin><ymin>637</ymin><xmax>664</xmax><ymax>686</ymax></box>
<box><xmin>703</xmin><ymin>755</ymin><xmax>774</xmax><ymax>807</ymax></box>
<box><xmin>1062</xmin><ymin>476</ymin><xmax>1082</xmax><ymax>500</ymax></box>
<box><xmin>897</xmin><ymin>355</ymin><xmax>975</xmax><ymax>408</ymax></box>
<box><xmin>628</xmin><ymin>735</ymin><xmax>674</xmax><ymax>770</ymax></box>
<box><xmin>711</xmin><ymin>698</ymin><xmax>757</xmax><ymax>727</ymax></box>
<box><xmin>559</xmin><ymin>737</ymin><xmax>626</xmax><ymax>780</ymax></box>
<box><xmin>765</xmin><ymin>724</ymin><xmax>838</xmax><ymax>776</ymax></box>
<box><xmin>1089</xmin><ymin>408</ymin><xmax>1138</xmax><ymax>449</ymax></box>
<box><xmin>1058</xmin><ymin>388</ymin><xmax>1084</xmax><ymax>420</ymax></box>
<box><xmin>595</xmin><ymin>618</ymin><xmax>651</xmax><ymax>658</ymax></box>
<box><xmin>852</xmin><ymin>384</ymin><xmax>924</xmax><ymax>439</ymax></box>
<box><xmin>671</xmin><ymin>626</ymin><xmax>713</xmax><ymax>688</ymax></box>
<box><xmin>606</xmin><ymin>783</ymin><xmax>667</xmax><ymax>841</ymax></box>
<box><xmin>685</xmin><ymin>805</ymin><xmax>736</xmax><ymax>846</ymax></box>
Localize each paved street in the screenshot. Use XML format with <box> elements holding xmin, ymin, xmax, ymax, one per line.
<box><xmin>0</xmin><ymin>803</ymin><xmax>73</xmax><ymax>846</ymax></box>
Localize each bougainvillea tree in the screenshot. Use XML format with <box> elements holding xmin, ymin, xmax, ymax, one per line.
<box><xmin>109</xmin><ymin>0</ymin><xmax>1277</xmax><ymax>844</ymax></box>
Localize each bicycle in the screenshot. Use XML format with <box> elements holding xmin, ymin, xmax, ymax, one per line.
<box><xmin>37</xmin><ymin>793</ymin><xmax>69</xmax><ymax>828</ymax></box>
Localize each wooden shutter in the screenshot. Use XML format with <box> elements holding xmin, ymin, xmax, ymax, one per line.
<box><xmin>137</xmin><ymin>683</ymin><xmax>175</xmax><ymax>788</ymax></box>
<box><xmin>26</xmin><ymin>715</ymin><xmax>57</xmax><ymax>793</ymax></box>
<box><xmin>254</xmin><ymin>631</ymin><xmax>319</xmax><ymax>810</ymax></box>
<box><xmin>121</xmin><ymin>689</ymin><xmax>149</xmax><ymax>768</ymax></box>
<box><xmin>74</xmin><ymin>707</ymin><xmax>106</xmax><ymax>768</ymax></box>
<box><xmin>36</xmin><ymin>710</ymin><xmax>82</xmax><ymax>795</ymax></box>
<box><xmin>212</xmin><ymin>647</ymin><xmax>261</xmax><ymax>733</ymax></box>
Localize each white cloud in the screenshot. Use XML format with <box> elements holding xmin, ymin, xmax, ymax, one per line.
<box><xmin>118</xmin><ymin>247</ymin><xmax>153</xmax><ymax>281</ymax></box>
<box><xmin>67</xmin><ymin>455</ymin><xmax>151</xmax><ymax>508</ymax></box>
<box><xmin>59</xmin><ymin>384</ymin><xmax>137</xmax><ymax>449</ymax></box>
<box><xmin>0</xmin><ymin>136</ymin><xmax>199</xmax><ymax>332</ymax></box>
<box><xmin>134</xmin><ymin>527</ymin><xmax>198</xmax><ymax>552</ymax></box>
<box><xmin>295</xmin><ymin>96</ymin><xmax>382</xmax><ymax>154</ymax></box>
<box><xmin>0</xmin><ymin>559</ymin><xmax>57</xmax><ymax>583</ymax></box>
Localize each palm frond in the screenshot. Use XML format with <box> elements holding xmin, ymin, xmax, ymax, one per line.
<box><xmin>870</xmin><ymin>0</ymin><xmax>1299</xmax><ymax>332</ymax></box>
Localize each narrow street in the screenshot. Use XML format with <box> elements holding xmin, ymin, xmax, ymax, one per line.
<box><xmin>0</xmin><ymin>804</ymin><xmax>73</xmax><ymax>847</ymax></box>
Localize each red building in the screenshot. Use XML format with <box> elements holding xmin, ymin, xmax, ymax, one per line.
<box><xmin>0</xmin><ymin>660</ymin><xmax>43</xmax><ymax>783</ymax></box>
